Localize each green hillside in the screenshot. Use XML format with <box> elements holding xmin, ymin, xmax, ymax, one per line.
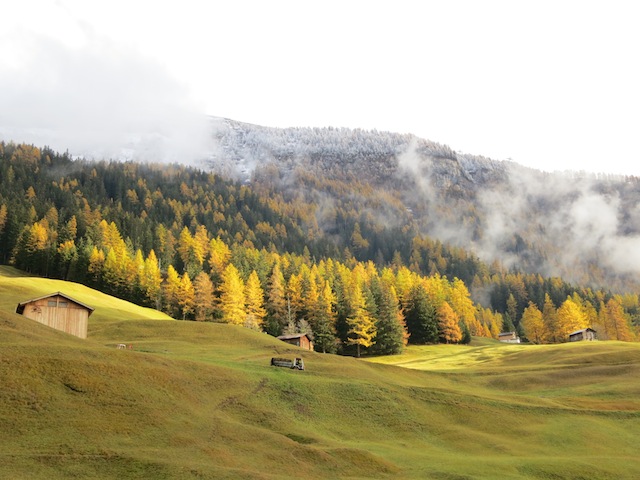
<box><xmin>2</xmin><ymin>269</ymin><xmax>640</xmax><ymax>479</ymax></box>
<box><xmin>0</xmin><ymin>266</ymin><xmax>172</xmax><ymax>326</ymax></box>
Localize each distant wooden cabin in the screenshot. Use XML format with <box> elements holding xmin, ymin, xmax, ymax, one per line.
<box><xmin>277</xmin><ymin>333</ymin><xmax>314</xmax><ymax>351</ymax></box>
<box><xmin>498</xmin><ymin>331</ymin><xmax>521</xmax><ymax>343</ymax></box>
<box><xmin>16</xmin><ymin>292</ymin><xmax>94</xmax><ymax>339</ymax></box>
<box><xmin>569</xmin><ymin>328</ymin><xmax>596</xmax><ymax>342</ymax></box>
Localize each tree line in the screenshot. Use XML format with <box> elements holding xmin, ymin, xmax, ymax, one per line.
<box><xmin>0</xmin><ymin>142</ymin><xmax>637</xmax><ymax>352</ymax></box>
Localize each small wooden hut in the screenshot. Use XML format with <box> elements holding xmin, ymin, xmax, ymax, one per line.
<box><xmin>498</xmin><ymin>331</ymin><xmax>521</xmax><ymax>343</ymax></box>
<box><xmin>16</xmin><ymin>292</ymin><xmax>94</xmax><ymax>339</ymax></box>
<box><xmin>277</xmin><ymin>333</ymin><xmax>314</xmax><ymax>351</ymax></box>
<box><xmin>569</xmin><ymin>328</ymin><xmax>596</xmax><ymax>342</ymax></box>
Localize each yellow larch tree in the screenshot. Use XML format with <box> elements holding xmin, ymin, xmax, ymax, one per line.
<box><xmin>286</xmin><ymin>272</ymin><xmax>304</xmax><ymax>323</ymax></box>
<box><xmin>140</xmin><ymin>250</ymin><xmax>162</xmax><ymax>309</ymax></box>
<box><xmin>556</xmin><ymin>296</ymin><xmax>589</xmax><ymax>342</ymax></box>
<box><xmin>266</xmin><ymin>261</ymin><xmax>287</xmax><ymax>335</ymax></box>
<box><xmin>437</xmin><ymin>301</ymin><xmax>462</xmax><ymax>344</ymax></box>
<box><xmin>87</xmin><ymin>246</ymin><xmax>105</xmax><ymax>285</ymax></box>
<box><xmin>245</xmin><ymin>270</ymin><xmax>266</xmax><ymax>330</ymax></box>
<box><xmin>208</xmin><ymin>236</ymin><xmax>231</xmax><ymax>283</ymax></box>
<box><xmin>163</xmin><ymin>265</ymin><xmax>182</xmax><ymax>319</ymax></box>
<box><xmin>178</xmin><ymin>272</ymin><xmax>195</xmax><ymax>320</ymax></box>
<box><xmin>521</xmin><ymin>302</ymin><xmax>545</xmax><ymax>344</ymax></box>
<box><xmin>219</xmin><ymin>263</ymin><xmax>246</xmax><ymax>325</ymax></box>
<box><xmin>542</xmin><ymin>294</ymin><xmax>559</xmax><ymax>343</ymax></box>
<box><xmin>193</xmin><ymin>271</ymin><xmax>215</xmax><ymax>322</ymax></box>
<box><xmin>604</xmin><ymin>297</ymin><xmax>634</xmax><ymax>341</ymax></box>
<box><xmin>346</xmin><ymin>281</ymin><xmax>376</xmax><ymax>357</ymax></box>
<box><xmin>192</xmin><ymin>224</ymin><xmax>210</xmax><ymax>266</ymax></box>
<box><xmin>449</xmin><ymin>278</ymin><xmax>484</xmax><ymax>336</ymax></box>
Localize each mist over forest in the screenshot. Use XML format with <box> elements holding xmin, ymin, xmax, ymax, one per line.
<box><xmin>3</xmin><ymin>114</ymin><xmax>640</xmax><ymax>352</ymax></box>
<box><xmin>207</xmin><ymin>117</ymin><xmax>640</xmax><ymax>293</ymax></box>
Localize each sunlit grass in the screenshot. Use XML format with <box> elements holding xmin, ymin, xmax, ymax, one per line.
<box><xmin>0</xmin><ymin>265</ymin><xmax>172</xmax><ymax>327</ymax></box>
<box><xmin>2</xmin><ymin>266</ymin><xmax>640</xmax><ymax>479</ymax></box>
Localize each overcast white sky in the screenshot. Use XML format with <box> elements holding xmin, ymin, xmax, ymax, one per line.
<box><xmin>1</xmin><ymin>0</ymin><xmax>639</xmax><ymax>175</ymax></box>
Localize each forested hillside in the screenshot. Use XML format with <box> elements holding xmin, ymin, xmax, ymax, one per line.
<box><xmin>212</xmin><ymin>118</ymin><xmax>640</xmax><ymax>291</ymax></box>
<box><xmin>0</xmin><ymin>141</ymin><xmax>637</xmax><ymax>354</ymax></box>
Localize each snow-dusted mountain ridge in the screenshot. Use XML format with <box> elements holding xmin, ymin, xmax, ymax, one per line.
<box><xmin>208</xmin><ymin>116</ymin><xmax>512</xmax><ymax>185</ymax></box>
<box><xmin>205</xmin><ymin>117</ymin><xmax>640</xmax><ymax>293</ymax></box>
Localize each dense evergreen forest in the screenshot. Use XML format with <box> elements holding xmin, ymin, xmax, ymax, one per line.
<box><xmin>1</xmin><ymin>142</ymin><xmax>637</xmax><ymax>355</ymax></box>
<box><xmin>214</xmin><ymin>118</ymin><xmax>640</xmax><ymax>293</ymax></box>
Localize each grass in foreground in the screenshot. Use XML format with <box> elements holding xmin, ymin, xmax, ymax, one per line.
<box><xmin>1</xmin><ymin>266</ymin><xmax>640</xmax><ymax>479</ymax></box>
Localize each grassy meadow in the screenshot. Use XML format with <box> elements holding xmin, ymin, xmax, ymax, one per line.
<box><xmin>1</xmin><ymin>266</ymin><xmax>640</xmax><ymax>479</ymax></box>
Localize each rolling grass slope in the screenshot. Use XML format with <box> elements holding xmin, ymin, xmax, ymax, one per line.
<box><xmin>1</xmin><ymin>266</ymin><xmax>640</xmax><ymax>479</ymax></box>
<box><xmin>0</xmin><ymin>266</ymin><xmax>172</xmax><ymax>326</ymax></box>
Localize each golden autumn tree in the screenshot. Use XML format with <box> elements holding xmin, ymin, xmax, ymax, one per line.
<box><xmin>177</xmin><ymin>227</ymin><xmax>194</xmax><ymax>262</ymax></box>
<box><xmin>556</xmin><ymin>296</ymin><xmax>588</xmax><ymax>342</ymax></box>
<box><xmin>177</xmin><ymin>226</ymin><xmax>201</xmax><ymax>277</ymax></box>
<box><xmin>219</xmin><ymin>263</ymin><xmax>246</xmax><ymax>325</ymax></box>
<box><xmin>13</xmin><ymin>221</ymin><xmax>49</xmax><ymax>273</ymax></box>
<box><xmin>521</xmin><ymin>301</ymin><xmax>545</xmax><ymax>344</ymax></box>
<box><xmin>57</xmin><ymin>239</ymin><xmax>77</xmax><ymax>280</ymax></box>
<box><xmin>131</xmin><ymin>249</ymin><xmax>145</xmax><ymax>298</ymax></box>
<box><xmin>542</xmin><ymin>294</ymin><xmax>559</xmax><ymax>343</ymax></box>
<box><xmin>193</xmin><ymin>271</ymin><xmax>215</xmax><ymax>321</ymax></box>
<box><xmin>302</xmin><ymin>271</ymin><xmax>320</xmax><ymax>322</ymax></box>
<box><xmin>604</xmin><ymin>297</ymin><xmax>634</xmax><ymax>341</ymax></box>
<box><xmin>449</xmin><ymin>278</ymin><xmax>484</xmax><ymax>336</ymax></box>
<box><xmin>346</xmin><ymin>281</ymin><xmax>376</xmax><ymax>357</ymax></box>
<box><xmin>102</xmin><ymin>247</ymin><xmax>122</xmax><ymax>293</ymax></box>
<box><xmin>437</xmin><ymin>301</ymin><xmax>462</xmax><ymax>344</ymax></box>
<box><xmin>192</xmin><ymin>224</ymin><xmax>210</xmax><ymax>267</ymax></box>
<box><xmin>155</xmin><ymin>224</ymin><xmax>176</xmax><ymax>269</ymax></box>
<box><xmin>59</xmin><ymin>215</ymin><xmax>77</xmax><ymax>243</ymax></box>
<box><xmin>140</xmin><ymin>250</ymin><xmax>163</xmax><ymax>309</ymax></box>
<box><xmin>475</xmin><ymin>306</ymin><xmax>500</xmax><ymax>338</ymax></box>
<box><xmin>245</xmin><ymin>270</ymin><xmax>266</xmax><ymax>330</ymax></box>
<box><xmin>178</xmin><ymin>272</ymin><xmax>195</xmax><ymax>320</ymax></box>
<box><xmin>208</xmin><ymin>236</ymin><xmax>231</xmax><ymax>283</ymax></box>
<box><xmin>87</xmin><ymin>246</ymin><xmax>105</xmax><ymax>286</ymax></box>
<box><xmin>266</xmin><ymin>261</ymin><xmax>287</xmax><ymax>335</ymax></box>
<box><xmin>395</xmin><ymin>266</ymin><xmax>415</xmax><ymax>309</ymax></box>
<box><xmin>10</xmin><ymin>144</ymin><xmax>40</xmax><ymax>165</ymax></box>
<box><xmin>286</xmin><ymin>272</ymin><xmax>304</xmax><ymax>323</ymax></box>
<box><xmin>163</xmin><ymin>265</ymin><xmax>182</xmax><ymax>318</ymax></box>
<box><xmin>423</xmin><ymin>273</ymin><xmax>448</xmax><ymax>309</ymax></box>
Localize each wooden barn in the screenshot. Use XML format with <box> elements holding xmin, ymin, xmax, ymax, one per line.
<box><xmin>16</xmin><ymin>292</ymin><xmax>94</xmax><ymax>339</ymax></box>
<box><xmin>498</xmin><ymin>331</ymin><xmax>521</xmax><ymax>343</ymax></box>
<box><xmin>569</xmin><ymin>327</ymin><xmax>596</xmax><ymax>342</ymax></box>
<box><xmin>277</xmin><ymin>333</ymin><xmax>314</xmax><ymax>351</ymax></box>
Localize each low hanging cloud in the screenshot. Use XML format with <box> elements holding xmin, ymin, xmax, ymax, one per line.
<box><xmin>0</xmin><ymin>24</ymin><xmax>213</xmax><ymax>164</ymax></box>
<box><xmin>395</xmin><ymin>139</ymin><xmax>640</xmax><ymax>288</ymax></box>
<box><xmin>477</xmin><ymin>168</ymin><xmax>640</xmax><ymax>284</ymax></box>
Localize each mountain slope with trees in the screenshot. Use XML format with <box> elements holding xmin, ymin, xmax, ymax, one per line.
<box><xmin>211</xmin><ymin>117</ymin><xmax>640</xmax><ymax>292</ymax></box>
<box><xmin>0</xmin><ymin>137</ymin><xmax>638</xmax><ymax>352</ymax></box>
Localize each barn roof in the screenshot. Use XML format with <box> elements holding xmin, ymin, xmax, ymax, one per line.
<box><xmin>569</xmin><ymin>327</ymin><xmax>596</xmax><ymax>336</ymax></box>
<box><xmin>16</xmin><ymin>292</ymin><xmax>95</xmax><ymax>316</ymax></box>
<box><xmin>277</xmin><ymin>333</ymin><xmax>310</xmax><ymax>341</ymax></box>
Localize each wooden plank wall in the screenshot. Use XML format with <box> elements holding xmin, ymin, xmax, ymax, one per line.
<box><xmin>22</xmin><ymin>296</ymin><xmax>89</xmax><ymax>339</ymax></box>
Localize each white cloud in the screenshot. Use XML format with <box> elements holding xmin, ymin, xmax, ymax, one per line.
<box><xmin>2</xmin><ymin>0</ymin><xmax>639</xmax><ymax>175</ymax></box>
<box><xmin>0</xmin><ymin>4</ymin><xmax>212</xmax><ymax>163</ymax></box>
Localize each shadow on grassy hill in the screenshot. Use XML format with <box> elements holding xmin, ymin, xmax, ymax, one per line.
<box><xmin>2</xmin><ymin>266</ymin><xmax>640</xmax><ymax>479</ymax></box>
